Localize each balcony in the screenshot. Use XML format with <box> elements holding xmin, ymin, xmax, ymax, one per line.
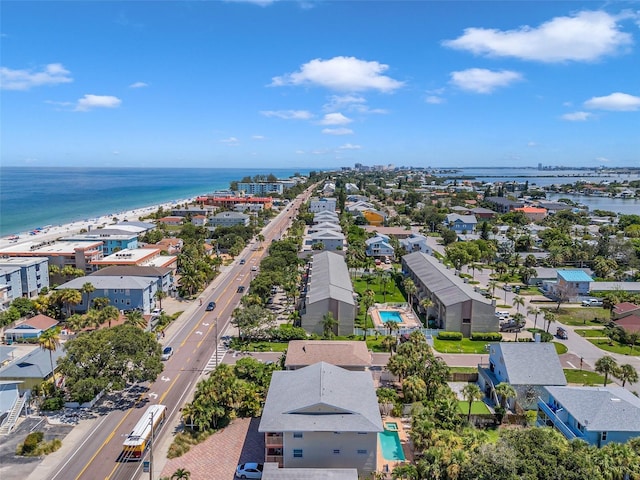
<box><xmin>265</xmin><ymin>432</ymin><xmax>283</xmax><ymax>447</ymax></box>
<box><xmin>537</xmin><ymin>399</ymin><xmax>578</xmax><ymax>440</ymax></box>
<box><xmin>265</xmin><ymin>454</ymin><xmax>283</xmax><ymax>466</ymax></box>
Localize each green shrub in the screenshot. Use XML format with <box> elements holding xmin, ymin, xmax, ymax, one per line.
<box><xmin>438</xmin><ymin>331</ymin><xmax>463</xmax><ymax>341</ymax></box>
<box><xmin>41</xmin><ymin>396</ymin><xmax>64</xmax><ymax>411</ymax></box>
<box><xmin>470</xmin><ymin>332</ymin><xmax>503</xmax><ymax>341</ymax></box>
<box><xmin>19</xmin><ymin>431</ymin><xmax>44</xmax><ymax>455</ymax></box>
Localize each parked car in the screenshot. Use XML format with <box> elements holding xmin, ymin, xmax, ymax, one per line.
<box><xmin>251</xmin><ymin>266</ymin><xmax>258</xmax><ymax>271</ymax></box>
<box><xmin>236</xmin><ymin>463</ymin><xmax>263</xmax><ymax>479</ymax></box>
<box><xmin>151</xmin><ymin>308</ymin><xmax>163</xmax><ymax>316</ymax></box>
<box><xmin>161</xmin><ymin>346</ymin><xmax>174</xmax><ymax>361</ymax></box>
<box><xmin>581</xmin><ymin>298</ymin><xmax>603</xmax><ymax>307</ymax></box>
<box><xmin>502</xmin><ymin>284</ymin><xmax>512</xmax><ymax>292</ymax></box>
<box><xmin>206</xmin><ymin>301</ymin><xmax>216</xmax><ymax>311</ymax></box>
<box><xmin>556</xmin><ymin>327</ymin><xmax>569</xmax><ymax>339</ymax></box>
<box><xmin>495</xmin><ymin>311</ymin><xmax>510</xmax><ymax>319</ymax></box>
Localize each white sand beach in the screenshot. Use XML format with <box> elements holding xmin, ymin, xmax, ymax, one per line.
<box><xmin>0</xmin><ymin>197</ymin><xmax>198</xmax><ymax>250</ymax></box>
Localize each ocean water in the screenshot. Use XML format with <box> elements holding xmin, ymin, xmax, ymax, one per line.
<box><xmin>0</xmin><ymin>167</ymin><xmax>308</xmax><ymax>236</ymax></box>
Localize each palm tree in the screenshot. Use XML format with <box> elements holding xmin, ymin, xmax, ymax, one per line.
<box><xmin>125</xmin><ymin>310</ymin><xmax>147</xmax><ymax>329</ymax></box>
<box><xmin>100</xmin><ymin>305</ymin><xmax>120</xmax><ymax>328</ymax></box>
<box><xmin>614</xmin><ymin>364</ymin><xmax>638</xmax><ymax>387</ymax></box>
<box><xmin>321</xmin><ymin>312</ymin><xmax>338</xmax><ymax>339</ymax></box>
<box><xmin>488</xmin><ymin>280</ymin><xmax>498</xmax><ymax>298</ymax></box>
<box><xmin>461</xmin><ymin>383</ymin><xmax>483</xmax><ymax>422</ymax></box>
<box><xmin>513</xmin><ymin>295</ymin><xmax>525</xmax><ymax>313</ymax></box>
<box><xmin>543</xmin><ymin>310</ymin><xmax>556</xmax><ymax>333</ymax></box>
<box><xmin>80</xmin><ymin>282</ymin><xmax>95</xmax><ymax>310</ymax></box>
<box><xmin>595</xmin><ymin>355</ymin><xmax>619</xmax><ymax>386</ymax></box>
<box><xmin>382</xmin><ymin>335</ymin><xmax>397</xmax><ymax>356</ymax></box>
<box><xmin>171</xmin><ymin>468</ymin><xmax>191</xmax><ymax>480</ymax></box>
<box><xmin>361</xmin><ymin>289</ymin><xmax>376</xmax><ymax>338</ymax></box>
<box><xmin>39</xmin><ymin>327</ymin><xmax>61</xmax><ymax>391</ymax></box>
<box><xmin>403</xmin><ymin>278</ymin><xmax>417</xmax><ymax>306</ymax></box>
<box><xmin>627</xmin><ymin>332</ymin><xmax>640</xmax><ymax>354</ymax></box>
<box><xmin>155</xmin><ymin>289</ymin><xmax>167</xmax><ymax>310</ymax></box>
<box><xmin>59</xmin><ymin>288</ymin><xmax>82</xmax><ymax>318</ymax></box>
<box><xmin>383</xmin><ymin>320</ymin><xmax>399</xmax><ymax>337</ymax></box>
<box><xmin>528</xmin><ymin>306</ymin><xmax>541</xmax><ymax>330</ymax></box>
<box><xmin>92</xmin><ymin>296</ymin><xmax>110</xmax><ymax>310</ymax></box>
<box><xmin>419</xmin><ymin>297</ymin><xmax>433</xmax><ymax>315</ymax></box>
<box><xmin>494</xmin><ymin>382</ymin><xmax>517</xmax><ymax>410</ymax></box>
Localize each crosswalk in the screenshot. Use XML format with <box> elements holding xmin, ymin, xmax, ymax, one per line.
<box><xmin>203</xmin><ymin>343</ymin><xmax>228</xmax><ymax>374</ymax></box>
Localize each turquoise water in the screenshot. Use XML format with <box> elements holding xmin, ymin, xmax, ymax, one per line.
<box><xmin>379</xmin><ymin>430</ymin><xmax>405</xmax><ymax>461</ymax></box>
<box><xmin>385</xmin><ymin>422</ymin><xmax>398</xmax><ymax>431</ymax></box>
<box><xmin>379</xmin><ymin>311</ymin><xmax>402</xmax><ymax>323</ymax></box>
<box><xmin>0</xmin><ymin>167</ymin><xmax>309</xmax><ymax>236</ymax></box>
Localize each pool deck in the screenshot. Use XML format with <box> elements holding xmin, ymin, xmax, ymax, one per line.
<box><xmin>377</xmin><ymin>415</ymin><xmax>413</xmax><ymax>475</ymax></box>
<box><xmin>371</xmin><ymin>304</ymin><xmax>421</xmax><ymax>329</ymax></box>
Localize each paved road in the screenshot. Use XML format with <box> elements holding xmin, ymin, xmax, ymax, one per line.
<box><xmin>36</xmin><ymin>187</ymin><xmax>315</xmax><ymax>480</ymax></box>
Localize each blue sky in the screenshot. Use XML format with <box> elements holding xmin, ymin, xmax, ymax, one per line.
<box><xmin>1</xmin><ymin>1</ymin><xmax>639</xmax><ymax>169</ymax></box>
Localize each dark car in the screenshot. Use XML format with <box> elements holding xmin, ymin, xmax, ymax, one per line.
<box><xmin>237</xmin><ymin>285</ymin><xmax>245</xmax><ymax>293</ymax></box>
<box><xmin>206</xmin><ymin>301</ymin><xmax>216</xmax><ymax>311</ymax></box>
<box><xmin>240</xmin><ymin>259</ymin><xmax>246</xmax><ymax>265</ymax></box>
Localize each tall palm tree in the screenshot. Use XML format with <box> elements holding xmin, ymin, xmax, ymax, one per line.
<box><xmin>39</xmin><ymin>327</ymin><xmax>61</xmax><ymax>391</ymax></box>
<box><xmin>125</xmin><ymin>310</ymin><xmax>147</xmax><ymax>329</ymax></box>
<box><xmin>59</xmin><ymin>288</ymin><xmax>82</xmax><ymax>318</ymax></box>
<box><xmin>614</xmin><ymin>363</ymin><xmax>638</xmax><ymax>387</ymax></box>
<box><xmin>100</xmin><ymin>305</ymin><xmax>120</xmax><ymax>328</ymax></box>
<box><xmin>528</xmin><ymin>306</ymin><xmax>541</xmax><ymax>330</ymax></box>
<box><xmin>403</xmin><ymin>278</ymin><xmax>417</xmax><ymax>306</ymax></box>
<box><xmin>382</xmin><ymin>335</ymin><xmax>397</xmax><ymax>356</ymax></box>
<box><xmin>595</xmin><ymin>355</ymin><xmax>619</xmax><ymax>386</ymax></box>
<box><xmin>155</xmin><ymin>289</ymin><xmax>167</xmax><ymax>310</ymax></box>
<box><xmin>488</xmin><ymin>280</ymin><xmax>498</xmax><ymax>298</ymax></box>
<box><xmin>461</xmin><ymin>383</ymin><xmax>483</xmax><ymax>422</ymax></box>
<box><xmin>494</xmin><ymin>382</ymin><xmax>517</xmax><ymax>410</ymax></box>
<box><xmin>627</xmin><ymin>332</ymin><xmax>640</xmax><ymax>354</ymax></box>
<box><xmin>80</xmin><ymin>282</ymin><xmax>95</xmax><ymax>310</ymax></box>
<box><xmin>543</xmin><ymin>310</ymin><xmax>556</xmax><ymax>333</ymax></box>
<box><xmin>513</xmin><ymin>295</ymin><xmax>525</xmax><ymax>313</ymax></box>
<box><xmin>361</xmin><ymin>289</ymin><xmax>376</xmax><ymax>338</ymax></box>
<box><xmin>383</xmin><ymin>320</ymin><xmax>399</xmax><ymax>337</ymax></box>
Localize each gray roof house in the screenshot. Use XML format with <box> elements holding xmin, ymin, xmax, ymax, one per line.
<box><xmin>402</xmin><ymin>252</ymin><xmax>498</xmax><ymax>336</ymax></box>
<box><xmin>306</xmin><ymin>230</ymin><xmax>345</xmax><ymax>252</ymax></box>
<box><xmin>538</xmin><ymin>386</ymin><xmax>640</xmax><ymax>447</ymax></box>
<box><xmin>208</xmin><ymin>211</ymin><xmax>250</xmax><ymax>227</ymax></box>
<box><xmin>301</xmin><ymin>252</ymin><xmax>356</xmax><ymax>336</ymax></box>
<box><xmin>0</xmin><ymin>347</ymin><xmax>65</xmax><ymax>393</ymax></box>
<box><xmin>259</xmin><ymin>362</ymin><xmax>382</xmax><ymax>475</ymax></box>
<box><xmin>478</xmin><ymin>342</ymin><xmax>567</xmax><ymax>410</ymax></box>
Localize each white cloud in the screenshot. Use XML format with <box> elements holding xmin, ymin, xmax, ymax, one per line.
<box><xmin>443</xmin><ymin>10</ymin><xmax>633</xmax><ymax>63</ymax></box>
<box><xmin>338</xmin><ymin>143</ymin><xmax>362</xmax><ymax>150</ymax></box>
<box><xmin>75</xmin><ymin>94</ymin><xmax>122</xmax><ymax>111</ymax></box>
<box><xmin>129</xmin><ymin>81</ymin><xmax>148</xmax><ymax>88</ymax></box>
<box><xmin>319</xmin><ymin>113</ymin><xmax>352</xmax><ymax>125</ymax></box>
<box><xmin>595</xmin><ymin>156</ymin><xmax>610</xmax><ymax>163</ymax></box>
<box><xmin>584</xmin><ymin>92</ymin><xmax>640</xmax><ymax>111</ymax></box>
<box><xmin>1</xmin><ymin>63</ymin><xmax>72</xmax><ymax>90</ymax></box>
<box><xmin>425</xmin><ymin>95</ymin><xmax>445</xmax><ymax>104</ymax></box>
<box><xmin>260</xmin><ymin>110</ymin><xmax>314</xmax><ymax>120</ymax></box>
<box><xmin>252</xmin><ymin>135</ymin><xmax>266</xmax><ymax>140</ymax></box>
<box><xmin>322</xmin><ymin>128</ymin><xmax>354</xmax><ymax>135</ymax></box>
<box><xmin>220</xmin><ymin>137</ymin><xmax>239</xmax><ymax>145</ymax></box>
<box><xmin>271</xmin><ymin>56</ymin><xmax>404</xmax><ymax>92</ymax></box>
<box><xmin>561</xmin><ymin>111</ymin><xmax>593</xmax><ymax>121</ymax></box>
<box><xmin>450</xmin><ymin>68</ymin><xmax>522</xmax><ymax>94</ymax></box>
<box><xmin>527</xmin><ymin>141</ymin><xmax>537</xmax><ymax>147</ymax></box>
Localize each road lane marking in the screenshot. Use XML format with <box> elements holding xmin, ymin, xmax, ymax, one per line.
<box><xmin>567</xmin><ymin>361</ymin><xmax>576</xmax><ymax>368</ymax></box>
<box><xmin>159</xmin><ymin>373</ymin><xmax>181</xmax><ymax>404</ymax></box>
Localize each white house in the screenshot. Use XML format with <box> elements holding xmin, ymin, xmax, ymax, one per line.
<box><xmin>364</xmin><ymin>234</ymin><xmax>394</xmax><ymax>258</ymax></box>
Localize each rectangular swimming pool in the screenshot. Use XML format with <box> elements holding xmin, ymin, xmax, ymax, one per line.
<box><xmin>379</xmin><ymin>430</ymin><xmax>406</xmax><ymax>461</ymax></box>
<box><xmin>379</xmin><ymin>310</ymin><xmax>402</xmax><ymax>323</ymax></box>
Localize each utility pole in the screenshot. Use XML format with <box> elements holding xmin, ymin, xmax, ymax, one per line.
<box><xmin>214</xmin><ymin>317</ymin><xmax>218</xmax><ymax>368</ymax></box>
<box><xmin>149</xmin><ymin>410</ymin><xmax>154</xmax><ymax>480</ymax></box>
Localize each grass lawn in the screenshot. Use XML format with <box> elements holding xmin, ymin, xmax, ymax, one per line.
<box><xmin>352</xmin><ymin>277</ymin><xmax>405</xmax><ymax>304</ymax></box>
<box><xmin>553</xmin><ymin>342</ymin><xmax>568</xmax><ymax>354</ymax></box>
<box><xmin>457</xmin><ymin>400</ymin><xmax>491</xmax><ymax>415</ymax></box>
<box><xmin>545</xmin><ymin>307</ymin><xmax>609</xmax><ymax>327</ymax></box>
<box><xmin>234</xmin><ymin>341</ymin><xmax>289</xmax><ymax>352</ymax></box>
<box><xmin>518</xmin><ymin>287</ymin><xmax>542</xmax><ymax>296</ymax></box>
<box><xmin>433</xmin><ymin>338</ymin><xmax>494</xmax><ymax>354</ymax></box>
<box><xmin>450</xmin><ymin>366</ymin><xmax>479</xmax><ymax>374</ymax></box>
<box><xmin>564</xmin><ymin>369</ymin><xmax>606</xmax><ymax>386</ymax></box>
<box><xmin>483</xmin><ymin>428</ymin><xmax>500</xmax><ymax>443</ymax></box>
<box><xmin>574</xmin><ymin>328</ymin><xmax>608</xmax><ymax>338</ymax></box>
<box><xmin>588</xmin><ymin>338</ymin><xmax>638</xmax><ymax>355</ymax></box>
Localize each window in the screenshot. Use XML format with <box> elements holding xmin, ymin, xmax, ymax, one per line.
<box><xmin>357</xmin><ymin>449</ymin><xmax>367</xmax><ymax>455</ymax></box>
<box><xmin>293</xmin><ymin>449</ymin><xmax>303</xmax><ymax>458</ymax></box>
<box><xmin>462</xmin><ymin>318</ymin><xmax>471</xmax><ymax>324</ymax></box>
<box><xmin>293</xmin><ymin>432</ymin><xmax>303</xmax><ymax>439</ymax></box>
<box><xmin>333</xmin><ymin>449</ymin><xmax>340</xmax><ymax>455</ymax></box>
<box><xmin>601</xmin><ymin>431</ymin><xmax>608</xmax><ymax>441</ymax></box>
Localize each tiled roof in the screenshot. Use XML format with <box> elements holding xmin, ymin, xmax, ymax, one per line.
<box><xmin>285</xmin><ymin>341</ymin><xmax>371</xmax><ymax>369</ymax></box>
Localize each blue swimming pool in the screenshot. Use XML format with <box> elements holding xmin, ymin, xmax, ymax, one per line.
<box><xmin>379</xmin><ymin>429</ymin><xmax>406</xmax><ymax>461</ymax></box>
<box><xmin>379</xmin><ymin>310</ymin><xmax>402</xmax><ymax>323</ymax></box>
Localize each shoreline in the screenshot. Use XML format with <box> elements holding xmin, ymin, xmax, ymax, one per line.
<box><xmin>0</xmin><ymin>197</ymin><xmax>198</xmax><ymax>250</ymax></box>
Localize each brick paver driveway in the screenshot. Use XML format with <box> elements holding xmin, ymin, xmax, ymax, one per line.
<box><xmin>160</xmin><ymin>417</ymin><xmax>264</xmax><ymax>480</ymax></box>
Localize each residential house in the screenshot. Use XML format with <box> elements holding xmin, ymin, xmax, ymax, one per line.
<box><xmin>322</xmin><ymin>182</ymin><xmax>336</xmax><ymax>195</ymax></box>
<box><xmin>307</xmin><ymin>222</ymin><xmax>342</xmax><ymax>235</ymax></box>
<box><xmin>444</xmin><ymin>214</ymin><xmax>477</xmax><ymax>233</ymax></box>
<box><xmin>313</xmin><ymin>211</ymin><xmax>340</xmax><ymax>225</ymax></box>
<box><xmin>208</xmin><ymin>211</ymin><xmax>251</xmax><ymax>228</ymax></box>
<box><xmin>171</xmin><ymin>207</ymin><xmax>215</xmax><ymax>217</ymax></box>
<box><xmin>196</xmin><ymin>195</ymin><xmax>273</xmax><ymax>210</ymax></box>
<box><xmin>537</xmin><ymin>386</ymin><xmax>640</xmax><ymax>447</ymax></box>
<box><xmin>589</xmin><ymin>282</ymin><xmax>640</xmax><ymax>294</ymax></box>
<box><xmin>478</xmin><ymin>342</ymin><xmax>567</xmax><ymax>410</ymax></box>
<box><xmin>300</xmin><ymin>252</ymin><xmax>356</xmax><ymax>337</ymax></box>
<box><xmin>233</xmin><ymin>203</ymin><xmax>264</xmax><ymax>213</ymax></box>
<box><xmin>0</xmin><ymin>265</ymin><xmax>23</xmax><ymax>308</ymax></box>
<box><xmin>2</xmin><ymin>314</ymin><xmax>59</xmax><ymax>343</ymax></box>
<box><xmin>63</xmin><ymin>229</ymin><xmax>139</xmax><ymax>255</ymax></box>
<box><xmin>90</xmin><ymin>265</ymin><xmax>174</xmax><ymax>294</ymax></box>
<box><xmin>537</xmin><ymin>201</ymin><xmax>573</xmax><ymax>215</ymax></box>
<box><xmin>0</xmin><ymin>240</ymin><xmax>103</xmax><ymax>275</ymax></box>
<box><xmin>612</xmin><ymin>302</ymin><xmax>640</xmax><ymax>320</ymax></box>
<box><xmin>399</xmin><ymin>233</ymin><xmax>432</xmax><ymax>255</ymax></box>
<box><xmin>191</xmin><ymin>214</ymin><xmax>207</xmax><ymax>226</ymax></box>
<box><xmin>557</xmin><ymin>270</ymin><xmax>593</xmax><ymax>296</ymax></box>
<box><xmin>285</xmin><ymin>340</ymin><xmax>371</xmax><ymax>371</ymax></box>
<box><xmin>614</xmin><ymin>315</ymin><xmax>640</xmax><ymax>334</ymax></box>
<box><xmin>470</xmin><ymin>207</ymin><xmax>496</xmax><ymax>219</ymax></box>
<box><xmin>258</xmin><ymin>362</ymin><xmax>382</xmax><ymax>475</ymax></box>
<box><xmin>402</xmin><ymin>252</ymin><xmax>498</xmax><ymax>336</ymax></box>
<box><xmin>306</xmin><ymin>230</ymin><xmax>345</xmax><ymax>252</ymax></box>
<box><xmin>483</xmin><ymin>197</ymin><xmax>524</xmax><ymax>214</ymax></box>
<box><xmin>513</xmin><ymin>206</ymin><xmax>548</xmax><ymax>222</ymax></box>
<box><xmin>157</xmin><ymin>216</ymin><xmax>184</xmax><ymax>227</ymax></box>
<box><xmin>309</xmin><ymin>198</ymin><xmax>337</xmax><ymax>213</ymax></box>
<box><xmin>112</xmin><ymin>221</ymin><xmax>156</xmax><ymax>234</ymax></box>
<box><xmin>155</xmin><ymin>238</ymin><xmax>183</xmax><ymax>255</ymax></box>
<box><xmin>0</xmin><ymin>347</ymin><xmax>65</xmax><ymax>393</ymax></box>
<box><xmin>365</xmin><ymin>234</ymin><xmax>394</xmax><ymax>258</ymax></box>
<box><xmin>361</xmin><ymin>209</ymin><xmax>386</xmax><ymax>227</ymax></box>
<box><xmin>56</xmin><ymin>275</ymin><xmax>158</xmax><ymax>313</ymax></box>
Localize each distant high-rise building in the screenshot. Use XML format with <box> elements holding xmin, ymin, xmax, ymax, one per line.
<box><xmin>538</xmin><ymin>163</ymin><xmax>543</xmax><ymax>170</ymax></box>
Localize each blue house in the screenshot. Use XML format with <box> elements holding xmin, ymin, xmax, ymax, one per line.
<box><xmin>444</xmin><ymin>214</ymin><xmax>477</xmax><ymax>233</ymax></box>
<box><xmin>365</xmin><ymin>234</ymin><xmax>394</xmax><ymax>258</ymax></box>
<box><xmin>537</xmin><ymin>386</ymin><xmax>640</xmax><ymax>447</ymax></box>
<box><xmin>557</xmin><ymin>269</ymin><xmax>593</xmax><ymax>296</ymax></box>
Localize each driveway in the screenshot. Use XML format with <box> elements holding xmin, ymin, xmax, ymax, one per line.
<box><xmin>159</xmin><ymin>417</ymin><xmax>264</xmax><ymax>480</ymax></box>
